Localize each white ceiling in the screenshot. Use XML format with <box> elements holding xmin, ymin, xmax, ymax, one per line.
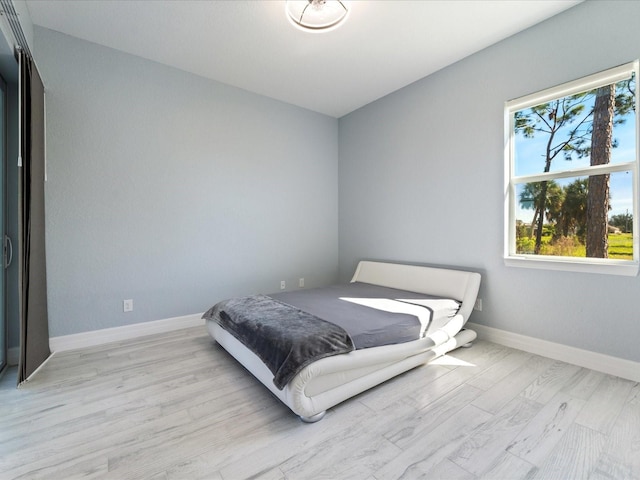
<box><xmin>25</xmin><ymin>0</ymin><xmax>582</xmax><ymax>118</ymax></box>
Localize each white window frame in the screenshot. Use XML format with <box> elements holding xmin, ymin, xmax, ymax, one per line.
<box><xmin>504</xmin><ymin>61</ymin><xmax>640</xmax><ymax>276</ymax></box>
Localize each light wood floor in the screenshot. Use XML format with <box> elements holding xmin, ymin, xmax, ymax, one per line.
<box><xmin>1</xmin><ymin>326</ymin><xmax>639</xmax><ymax>479</ymax></box>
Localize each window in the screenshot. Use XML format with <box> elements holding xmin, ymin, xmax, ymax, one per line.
<box><xmin>504</xmin><ymin>61</ymin><xmax>639</xmax><ymax>275</ymax></box>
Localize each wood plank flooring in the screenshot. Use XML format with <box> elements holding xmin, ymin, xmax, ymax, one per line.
<box><xmin>1</xmin><ymin>326</ymin><xmax>639</xmax><ymax>479</ymax></box>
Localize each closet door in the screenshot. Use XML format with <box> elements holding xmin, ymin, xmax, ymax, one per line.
<box><xmin>17</xmin><ymin>52</ymin><xmax>49</xmax><ymax>384</ymax></box>
<box><xmin>0</xmin><ymin>75</ymin><xmax>6</xmax><ymax>375</ymax></box>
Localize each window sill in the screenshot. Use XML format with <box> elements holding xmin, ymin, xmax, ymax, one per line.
<box><xmin>504</xmin><ymin>256</ymin><xmax>639</xmax><ymax>276</ymax></box>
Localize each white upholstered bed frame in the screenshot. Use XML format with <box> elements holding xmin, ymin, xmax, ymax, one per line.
<box><xmin>207</xmin><ymin>260</ymin><xmax>481</xmax><ymax>422</ymax></box>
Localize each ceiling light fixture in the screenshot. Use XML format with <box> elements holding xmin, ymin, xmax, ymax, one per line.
<box><xmin>286</xmin><ymin>0</ymin><xmax>349</xmax><ymax>32</ymax></box>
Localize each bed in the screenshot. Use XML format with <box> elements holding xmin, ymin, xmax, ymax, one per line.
<box><xmin>204</xmin><ymin>260</ymin><xmax>481</xmax><ymax>422</ymax></box>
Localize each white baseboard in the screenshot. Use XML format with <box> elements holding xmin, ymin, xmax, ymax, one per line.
<box><xmin>466</xmin><ymin>322</ymin><xmax>640</xmax><ymax>383</ymax></box>
<box><xmin>49</xmin><ymin>313</ymin><xmax>206</xmax><ymax>353</ymax></box>
<box><xmin>39</xmin><ymin>316</ymin><xmax>640</xmax><ymax>382</ymax></box>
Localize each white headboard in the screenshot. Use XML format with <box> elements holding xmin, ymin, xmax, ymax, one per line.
<box><xmin>351</xmin><ymin>261</ymin><xmax>481</xmax><ymax>322</ymax></box>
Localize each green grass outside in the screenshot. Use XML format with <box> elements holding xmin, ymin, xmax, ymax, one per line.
<box><xmin>608</xmin><ymin>233</ymin><xmax>633</xmax><ymax>259</ymax></box>
<box><xmin>518</xmin><ymin>232</ymin><xmax>633</xmax><ymax>259</ymax></box>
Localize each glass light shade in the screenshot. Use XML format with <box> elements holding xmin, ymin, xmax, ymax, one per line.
<box><xmin>286</xmin><ymin>0</ymin><xmax>349</xmax><ymax>31</ymax></box>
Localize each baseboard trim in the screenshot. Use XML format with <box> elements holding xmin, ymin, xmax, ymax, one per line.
<box><xmin>43</xmin><ymin>317</ymin><xmax>640</xmax><ymax>381</ymax></box>
<box><xmin>466</xmin><ymin>322</ymin><xmax>640</xmax><ymax>383</ymax></box>
<box><xmin>49</xmin><ymin>313</ymin><xmax>205</xmax><ymax>353</ymax></box>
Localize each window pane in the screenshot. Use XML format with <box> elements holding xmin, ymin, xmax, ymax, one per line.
<box><xmin>515</xmin><ymin>172</ymin><xmax>633</xmax><ymax>259</ymax></box>
<box><xmin>513</xmin><ymin>74</ymin><xmax>636</xmax><ymax>177</ymax></box>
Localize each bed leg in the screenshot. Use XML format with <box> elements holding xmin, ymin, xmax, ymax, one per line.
<box><xmin>300</xmin><ymin>411</ymin><xmax>326</xmax><ymax>423</ymax></box>
<box><xmin>456</xmin><ymin>328</ymin><xmax>477</xmax><ymax>349</ymax></box>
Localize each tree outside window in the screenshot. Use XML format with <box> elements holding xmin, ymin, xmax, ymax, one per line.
<box><xmin>505</xmin><ymin>61</ymin><xmax>639</xmax><ymax>275</ymax></box>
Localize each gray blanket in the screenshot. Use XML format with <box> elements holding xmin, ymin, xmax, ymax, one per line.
<box><xmin>203</xmin><ymin>294</ymin><xmax>354</xmax><ymax>389</ymax></box>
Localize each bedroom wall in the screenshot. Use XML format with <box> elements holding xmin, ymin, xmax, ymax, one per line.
<box><xmin>338</xmin><ymin>0</ymin><xmax>640</xmax><ymax>363</ymax></box>
<box><xmin>33</xmin><ymin>27</ymin><xmax>339</xmax><ymax>337</ymax></box>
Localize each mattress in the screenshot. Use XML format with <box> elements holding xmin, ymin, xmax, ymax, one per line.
<box><xmin>270</xmin><ymin>282</ymin><xmax>461</xmax><ymax>346</ymax></box>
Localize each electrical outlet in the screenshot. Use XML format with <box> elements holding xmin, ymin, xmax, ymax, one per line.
<box><xmin>474</xmin><ymin>298</ymin><xmax>482</xmax><ymax>311</ymax></box>
<box><xmin>299</xmin><ymin>278</ymin><xmax>304</xmax><ymax>288</ymax></box>
<box><xmin>123</xmin><ymin>299</ymin><xmax>133</xmax><ymax>312</ymax></box>
<box><xmin>280</xmin><ymin>280</ymin><xmax>286</xmax><ymax>290</ymax></box>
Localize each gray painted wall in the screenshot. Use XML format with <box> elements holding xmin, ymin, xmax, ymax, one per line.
<box><xmin>338</xmin><ymin>0</ymin><xmax>640</xmax><ymax>363</ymax></box>
<box><xmin>34</xmin><ymin>27</ymin><xmax>339</xmax><ymax>338</ymax></box>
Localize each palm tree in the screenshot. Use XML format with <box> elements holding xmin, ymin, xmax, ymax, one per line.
<box><xmin>519</xmin><ymin>182</ymin><xmax>542</xmax><ymax>238</ymax></box>
<box><xmin>519</xmin><ymin>180</ymin><xmax>563</xmax><ymax>252</ymax></box>
<box><xmin>558</xmin><ymin>179</ymin><xmax>588</xmax><ymax>241</ymax></box>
